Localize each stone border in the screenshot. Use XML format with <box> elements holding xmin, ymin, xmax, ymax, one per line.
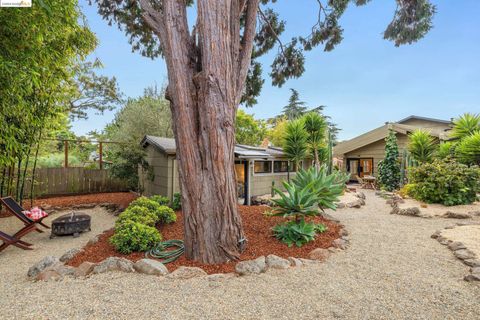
<box><xmin>41</xmin><ymin>202</ymin><xmax>124</xmax><ymax>216</ymax></box>
<box><xmin>29</xmin><ymin>227</ymin><xmax>350</xmax><ymax>282</ymax></box>
<box><xmin>337</xmin><ymin>191</ymin><xmax>366</xmax><ymax>209</ymax></box>
<box><xmin>431</xmin><ymin>221</ymin><xmax>480</xmax><ymax>282</ymax></box>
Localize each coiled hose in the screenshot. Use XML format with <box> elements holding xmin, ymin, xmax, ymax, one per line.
<box><xmin>145</xmin><ymin>239</ymin><xmax>184</xmax><ymax>264</ymax></box>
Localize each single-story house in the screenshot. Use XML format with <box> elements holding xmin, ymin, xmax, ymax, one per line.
<box><xmin>333</xmin><ymin>115</ymin><xmax>452</xmax><ymax>181</ymax></box>
<box><xmin>139</xmin><ymin>135</ymin><xmax>312</xmax><ymax>205</ymax></box>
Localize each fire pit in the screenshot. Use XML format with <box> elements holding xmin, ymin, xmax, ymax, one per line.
<box><xmin>50</xmin><ymin>212</ymin><xmax>91</xmax><ymax>238</ymax></box>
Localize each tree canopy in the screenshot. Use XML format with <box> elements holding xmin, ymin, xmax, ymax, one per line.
<box><xmin>235</xmin><ymin>110</ymin><xmax>267</xmax><ymax>146</ymax></box>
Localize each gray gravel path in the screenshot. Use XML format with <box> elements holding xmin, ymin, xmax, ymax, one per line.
<box><xmin>1</xmin><ymin>191</ymin><xmax>479</xmax><ymax>320</ymax></box>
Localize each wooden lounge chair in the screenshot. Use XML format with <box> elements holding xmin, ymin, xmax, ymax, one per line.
<box><xmin>0</xmin><ymin>230</ymin><xmax>33</xmax><ymax>252</ymax></box>
<box><xmin>0</xmin><ymin>197</ymin><xmax>50</xmax><ymax>237</ymax></box>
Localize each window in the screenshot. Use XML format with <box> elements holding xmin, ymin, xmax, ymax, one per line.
<box><xmin>254</xmin><ymin>161</ymin><xmax>272</xmax><ymax>174</ymax></box>
<box><xmin>273</xmin><ymin>161</ymin><xmax>289</xmax><ymax>173</ymax></box>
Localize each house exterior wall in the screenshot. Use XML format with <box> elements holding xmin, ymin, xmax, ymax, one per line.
<box><xmin>343</xmin><ymin>133</ymin><xmax>409</xmax><ymax>175</ymax></box>
<box><xmin>399</xmin><ymin>118</ymin><xmax>451</xmax><ymax>131</ymax></box>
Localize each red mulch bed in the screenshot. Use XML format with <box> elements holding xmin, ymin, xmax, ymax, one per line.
<box><xmin>67</xmin><ymin>205</ymin><xmax>342</xmax><ymax>274</ymax></box>
<box><xmin>0</xmin><ymin>192</ymin><xmax>138</xmax><ymax>218</ymax></box>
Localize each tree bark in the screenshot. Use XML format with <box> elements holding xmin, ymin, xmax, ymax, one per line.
<box><xmin>140</xmin><ymin>0</ymin><xmax>259</xmax><ymax>264</ymax></box>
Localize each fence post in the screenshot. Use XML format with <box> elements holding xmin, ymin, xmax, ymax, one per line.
<box><xmin>64</xmin><ymin>141</ymin><xmax>68</xmax><ymax>168</ymax></box>
<box><xmin>99</xmin><ymin>142</ymin><xmax>103</xmax><ymax>170</ymax></box>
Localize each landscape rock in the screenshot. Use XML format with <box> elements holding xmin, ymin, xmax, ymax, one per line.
<box><xmin>206</xmin><ymin>273</ymin><xmax>236</xmax><ymax>282</ymax></box>
<box><xmin>308</xmin><ymin>248</ymin><xmax>331</xmax><ymax>261</ymax></box>
<box><xmin>92</xmin><ymin>257</ymin><xmax>135</xmax><ymax>274</ymax></box>
<box><xmin>28</xmin><ymin>256</ymin><xmax>60</xmax><ymax>278</ymax></box>
<box><xmin>339</xmin><ymin>229</ymin><xmax>349</xmax><ymax>237</ymax></box>
<box><xmin>346</xmin><ymin>200</ymin><xmax>363</xmax><ymax>208</ymax></box>
<box><xmin>265</xmin><ymin>254</ymin><xmax>290</xmax><ymax>269</ymax></box>
<box><xmin>87</xmin><ymin>235</ymin><xmax>100</xmax><ymax>246</ymax></box>
<box><xmin>468</xmin><ymin>210</ymin><xmax>480</xmax><ymax>216</ymax></box>
<box><xmin>332</xmin><ymin>238</ymin><xmax>348</xmax><ymax>250</ymax></box>
<box><xmin>288</xmin><ymin>257</ymin><xmax>303</xmax><ymax>267</ymax></box>
<box><xmin>36</xmin><ymin>270</ymin><xmax>62</xmax><ymax>282</ymax></box>
<box><xmin>430</xmin><ymin>230</ymin><xmax>441</xmax><ymax>239</ymax></box>
<box><xmin>448</xmin><ymin>242</ymin><xmax>466</xmax><ymax>251</ymax></box>
<box><xmin>443</xmin><ymin>211</ymin><xmax>471</xmax><ymax>219</ymax></box>
<box><xmin>464</xmin><ymin>273</ymin><xmax>480</xmax><ymax>282</ymax></box>
<box><xmin>390</xmin><ymin>206</ymin><xmax>426</xmax><ymax>218</ymax></box>
<box><xmin>166</xmin><ymin>266</ymin><xmax>207</xmax><ymax>279</ymax></box>
<box><xmin>454</xmin><ymin>249</ymin><xmax>476</xmax><ymax>261</ymax></box>
<box><xmin>59</xmin><ymin>248</ymin><xmax>82</xmax><ymax>263</ymax></box>
<box><xmin>354</xmin><ymin>192</ymin><xmax>366</xmax><ymax>200</ymax></box>
<box><xmin>134</xmin><ymin>259</ymin><xmax>169</xmax><ymax>276</ymax></box>
<box><xmin>74</xmin><ymin>262</ymin><xmax>96</xmax><ymax>278</ymax></box>
<box><xmin>235</xmin><ymin>256</ymin><xmax>267</xmax><ymax>275</ymax></box>
<box><xmin>463</xmin><ymin>259</ymin><xmax>480</xmax><ymax>268</ymax></box>
<box><xmin>336</xmin><ymin>202</ymin><xmax>346</xmax><ymax>209</ymax></box>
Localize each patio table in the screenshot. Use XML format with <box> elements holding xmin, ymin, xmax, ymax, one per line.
<box><xmin>362</xmin><ymin>175</ymin><xmax>376</xmax><ymax>190</ymax></box>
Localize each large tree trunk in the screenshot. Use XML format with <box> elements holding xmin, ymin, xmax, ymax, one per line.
<box><xmin>140</xmin><ymin>0</ymin><xmax>258</xmax><ymax>264</ymax></box>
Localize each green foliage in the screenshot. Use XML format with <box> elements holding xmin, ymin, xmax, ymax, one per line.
<box><xmin>116</xmin><ymin>206</ymin><xmax>158</xmax><ymax>227</ymax></box>
<box><xmin>266</xmin><ymin>117</ymin><xmax>288</xmax><ymax>147</ymax></box>
<box><xmin>271</xmin><ymin>182</ymin><xmax>319</xmax><ymax>221</ymax></box>
<box><xmin>171</xmin><ymin>192</ymin><xmax>182</xmax><ymax>211</ymax></box>
<box><xmin>378</xmin><ymin>130</ymin><xmax>401</xmax><ymax>191</ymax></box>
<box><xmin>437</xmin><ymin>142</ymin><xmax>456</xmax><ymax>160</ymax></box>
<box><xmin>36</xmin><ymin>154</ymin><xmax>81</xmax><ymax>168</ymax></box>
<box><xmin>313</xmin><ymin>223</ymin><xmax>328</xmax><ymax>234</ymax></box>
<box><xmin>291</xmin><ymin>166</ymin><xmax>349</xmax><ymax>211</ymax></box>
<box><xmin>451</xmin><ymin>113</ymin><xmax>480</xmax><ymax>140</ymax></box>
<box><xmin>129</xmin><ymin>196</ymin><xmax>161</xmax><ymax>213</ymax></box>
<box><xmin>110</xmin><ymin>220</ymin><xmax>161</xmax><ymax>254</ymax></box>
<box><xmin>157</xmin><ymin>205</ymin><xmax>177</xmax><ymax>224</ymax></box>
<box><xmin>455</xmin><ymin>132</ymin><xmax>480</xmax><ymax>165</ymax></box>
<box><xmin>283</xmin><ymin>119</ymin><xmax>308</xmax><ymax>166</ymax></box>
<box><xmin>408</xmin><ymin>159</ymin><xmax>480</xmax><ymax>206</ymax></box>
<box><xmin>272</xmin><ymin>220</ymin><xmax>316</xmax><ymax>247</ymax></box>
<box><xmin>235</xmin><ymin>109</ymin><xmax>267</xmax><ymax>146</ymax></box>
<box><xmin>301</xmin><ymin>112</ymin><xmax>328</xmax><ymax>168</ymax></box>
<box><xmin>408</xmin><ymin>129</ymin><xmax>437</xmax><ymax>163</ymax></box>
<box><xmin>104</xmin><ymin>86</ymin><xmax>173</xmax><ymax>189</ymax></box>
<box><xmin>283</xmin><ymin>89</ymin><xmax>307</xmax><ymax>120</ymax></box>
<box><xmin>150</xmin><ymin>195</ymin><xmax>170</xmax><ymax>206</ymax></box>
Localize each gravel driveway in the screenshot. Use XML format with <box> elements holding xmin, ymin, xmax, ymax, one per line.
<box><xmin>1</xmin><ymin>191</ymin><xmax>479</xmax><ymax>319</ymax></box>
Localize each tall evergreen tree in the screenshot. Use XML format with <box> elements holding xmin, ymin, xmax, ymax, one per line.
<box><xmin>378</xmin><ymin>130</ymin><xmax>401</xmax><ymax>191</ymax></box>
<box><xmin>283</xmin><ymin>89</ymin><xmax>307</xmax><ymax>120</ymax></box>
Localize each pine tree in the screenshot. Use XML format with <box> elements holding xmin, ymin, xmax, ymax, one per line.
<box><xmin>283</xmin><ymin>89</ymin><xmax>307</xmax><ymax>120</ymax></box>
<box><xmin>378</xmin><ymin>130</ymin><xmax>401</xmax><ymax>191</ymax></box>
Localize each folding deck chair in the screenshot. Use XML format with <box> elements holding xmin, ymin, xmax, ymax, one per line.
<box><xmin>0</xmin><ymin>230</ymin><xmax>33</xmax><ymax>252</ymax></box>
<box><xmin>0</xmin><ymin>197</ymin><xmax>50</xmax><ymax>238</ymax></box>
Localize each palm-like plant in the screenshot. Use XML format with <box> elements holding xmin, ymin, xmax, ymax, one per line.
<box><xmin>451</xmin><ymin>113</ymin><xmax>480</xmax><ymax>139</ymax></box>
<box><xmin>283</xmin><ymin>118</ymin><xmax>308</xmax><ymax>168</ymax></box>
<box><xmin>455</xmin><ymin>132</ymin><xmax>480</xmax><ymax>165</ymax></box>
<box><xmin>408</xmin><ymin>129</ymin><xmax>437</xmax><ymax>163</ymax></box>
<box><xmin>302</xmin><ymin>112</ymin><xmax>328</xmax><ymax>170</ymax></box>
<box><xmin>437</xmin><ymin>141</ymin><xmax>455</xmax><ymax>159</ymax></box>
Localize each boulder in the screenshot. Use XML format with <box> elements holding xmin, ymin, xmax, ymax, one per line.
<box><xmin>464</xmin><ymin>270</ymin><xmax>480</xmax><ymax>282</ymax></box>
<box><xmin>92</xmin><ymin>257</ymin><xmax>135</xmax><ymax>274</ymax></box>
<box><xmin>454</xmin><ymin>249</ymin><xmax>476</xmax><ymax>261</ymax></box>
<box><xmin>36</xmin><ymin>270</ymin><xmax>63</xmax><ymax>282</ymax></box>
<box><xmin>265</xmin><ymin>254</ymin><xmax>290</xmax><ymax>269</ymax></box>
<box><xmin>74</xmin><ymin>262</ymin><xmax>96</xmax><ymax>278</ymax></box>
<box><xmin>430</xmin><ymin>230</ymin><xmax>441</xmax><ymax>239</ymax></box>
<box><xmin>463</xmin><ymin>259</ymin><xmax>480</xmax><ymax>268</ymax></box>
<box><xmin>448</xmin><ymin>242</ymin><xmax>467</xmax><ymax>251</ymax></box>
<box><xmin>206</xmin><ymin>273</ymin><xmax>236</xmax><ymax>282</ymax></box>
<box><xmin>308</xmin><ymin>248</ymin><xmax>331</xmax><ymax>261</ymax></box>
<box><xmin>59</xmin><ymin>248</ymin><xmax>82</xmax><ymax>263</ymax></box>
<box><xmin>354</xmin><ymin>192</ymin><xmax>366</xmax><ymax>200</ymax></box>
<box><xmin>332</xmin><ymin>238</ymin><xmax>348</xmax><ymax>250</ymax></box>
<box><xmin>235</xmin><ymin>256</ymin><xmax>267</xmax><ymax>275</ymax></box>
<box><xmin>36</xmin><ymin>262</ymin><xmax>75</xmax><ymax>281</ymax></box>
<box><xmin>390</xmin><ymin>206</ymin><xmax>424</xmax><ymax>217</ymax></box>
<box><xmin>166</xmin><ymin>266</ymin><xmax>207</xmax><ymax>279</ymax></box>
<box><xmin>288</xmin><ymin>257</ymin><xmax>303</xmax><ymax>267</ymax></box>
<box><xmin>346</xmin><ymin>200</ymin><xmax>363</xmax><ymax>208</ymax></box>
<box><xmin>134</xmin><ymin>259</ymin><xmax>169</xmax><ymax>276</ymax></box>
<box><xmin>28</xmin><ymin>256</ymin><xmax>60</xmax><ymax>278</ymax></box>
<box><xmin>443</xmin><ymin>211</ymin><xmax>472</xmax><ymax>219</ymax></box>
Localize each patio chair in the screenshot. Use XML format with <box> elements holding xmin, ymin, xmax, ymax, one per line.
<box><xmin>0</xmin><ymin>230</ymin><xmax>33</xmax><ymax>253</ymax></box>
<box><xmin>0</xmin><ymin>197</ymin><xmax>50</xmax><ymax>236</ymax></box>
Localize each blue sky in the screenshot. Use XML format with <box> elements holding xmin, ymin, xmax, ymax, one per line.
<box><xmin>73</xmin><ymin>0</ymin><xmax>480</xmax><ymax>141</ymax></box>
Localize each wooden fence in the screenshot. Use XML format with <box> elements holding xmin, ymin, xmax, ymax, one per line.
<box><xmin>22</xmin><ymin>168</ymin><xmax>129</xmax><ymax>198</ymax></box>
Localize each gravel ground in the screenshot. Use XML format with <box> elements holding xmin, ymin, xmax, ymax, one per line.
<box><xmin>1</xmin><ymin>191</ymin><xmax>479</xmax><ymax>320</ymax></box>
<box><xmin>398</xmin><ymin>198</ymin><xmax>480</xmax><ymax>217</ymax></box>
<box><xmin>442</xmin><ymin>225</ymin><xmax>480</xmax><ymax>257</ymax></box>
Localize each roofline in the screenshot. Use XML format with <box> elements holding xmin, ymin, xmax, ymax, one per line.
<box><xmin>397</xmin><ymin>115</ymin><xmax>452</xmax><ymax>125</ymax></box>
<box><xmin>141</xmin><ymin>135</ymin><xmax>176</xmax><ymax>155</ymax></box>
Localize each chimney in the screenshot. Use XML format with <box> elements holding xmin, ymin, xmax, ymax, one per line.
<box><xmin>260</xmin><ymin>138</ymin><xmax>270</xmax><ymax>148</ymax></box>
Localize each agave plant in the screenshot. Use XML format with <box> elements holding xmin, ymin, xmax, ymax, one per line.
<box><xmin>270</xmin><ymin>181</ymin><xmax>320</xmax><ymax>221</ymax></box>
<box><xmin>451</xmin><ymin>113</ymin><xmax>480</xmax><ymax>139</ymax></box>
<box><xmin>408</xmin><ymin>129</ymin><xmax>437</xmax><ymax>163</ymax></box>
<box><xmin>291</xmin><ymin>165</ymin><xmax>349</xmax><ymax>211</ymax></box>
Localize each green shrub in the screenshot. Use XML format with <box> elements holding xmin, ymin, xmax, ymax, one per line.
<box><xmin>313</xmin><ymin>223</ymin><xmax>328</xmax><ymax>234</ymax></box>
<box><xmin>171</xmin><ymin>192</ymin><xmax>182</xmax><ymax>211</ymax></box>
<box><xmin>116</xmin><ymin>206</ymin><xmax>158</xmax><ymax>227</ymax></box>
<box><xmin>455</xmin><ymin>132</ymin><xmax>480</xmax><ymax>165</ymax></box>
<box><xmin>129</xmin><ymin>196</ymin><xmax>162</xmax><ymax>212</ymax></box>
<box><xmin>408</xmin><ymin>159</ymin><xmax>480</xmax><ymax>206</ymax></box>
<box><xmin>272</xmin><ymin>220</ymin><xmax>316</xmax><ymax>247</ymax></box>
<box><xmin>110</xmin><ymin>221</ymin><xmax>162</xmax><ymax>254</ymax></box>
<box><xmin>157</xmin><ymin>205</ymin><xmax>177</xmax><ymax>224</ymax></box>
<box><xmin>150</xmin><ymin>195</ymin><xmax>170</xmax><ymax>206</ymax></box>
<box><xmin>378</xmin><ymin>130</ymin><xmax>401</xmax><ymax>191</ymax></box>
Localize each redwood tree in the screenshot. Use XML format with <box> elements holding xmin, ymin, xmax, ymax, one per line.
<box><xmin>92</xmin><ymin>0</ymin><xmax>435</xmax><ymax>263</ymax></box>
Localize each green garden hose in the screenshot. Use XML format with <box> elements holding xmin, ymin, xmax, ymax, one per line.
<box><xmin>145</xmin><ymin>239</ymin><xmax>184</xmax><ymax>264</ymax></box>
